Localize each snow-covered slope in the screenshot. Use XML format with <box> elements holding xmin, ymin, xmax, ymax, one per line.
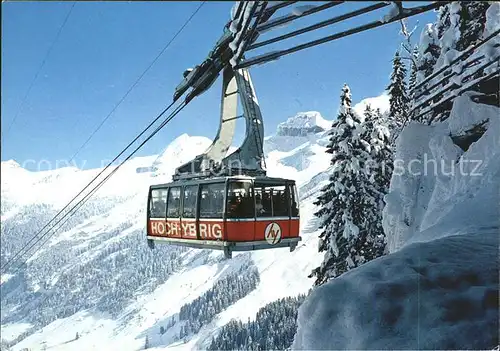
<box><xmin>293</xmin><ymin>229</ymin><xmax>499</xmax><ymax>350</ymax></box>
<box><xmin>0</xmin><ymin>110</ymin><xmax>335</xmax><ymax>350</ymax></box>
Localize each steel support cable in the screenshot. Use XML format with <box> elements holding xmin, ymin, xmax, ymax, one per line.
<box><xmin>2</xmin><ymin>2</ymin><xmax>76</xmax><ymax>143</ymax></box>
<box><xmin>256</xmin><ymin>0</ymin><xmax>297</xmax><ymax>25</ymax></box>
<box><xmin>66</xmin><ymin>1</ymin><xmax>206</xmax><ymax>165</ymax></box>
<box><xmin>257</xmin><ymin>2</ymin><xmax>344</xmax><ymax>33</ymax></box>
<box><xmin>231</xmin><ymin>1</ymin><xmax>249</xmax><ymax>34</ymax></box>
<box><xmin>232</xmin><ymin>2</ymin><xmax>261</xmax><ymax>50</ymax></box>
<box><xmin>1</xmin><ymin>2</ymin><xmax>205</xmax><ymax>273</ymax></box>
<box><xmin>232</xmin><ymin>2</ymin><xmax>269</xmax><ymax>65</ymax></box>
<box><xmin>1</xmin><ymin>99</ymin><xmax>179</xmax><ymax>273</ymax></box>
<box><xmin>236</xmin><ymin>2</ymin><xmax>447</xmax><ymax>69</ymax></box>
<box><xmin>0</xmin><ymin>96</ymin><xmax>180</xmax><ymax>319</ymax></box>
<box><xmin>259</xmin><ymin>1</ymin><xmax>297</xmax><ymax>18</ymax></box>
<box><xmin>249</xmin><ymin>2</ymin><xmax>387</xmax><ymax>50</ymax></box>
<box><xmin>1</xmin><ymin>101</ymin><xmax>188</xmax><ymax>275</ymax></box>
<box><xmin>232</xmin><ymin>1</ymin><xmax>244</xmax><ymax>23</ymax></box>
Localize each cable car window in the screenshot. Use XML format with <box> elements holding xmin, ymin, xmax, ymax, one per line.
<box><xmin>272</xmin><ymin>185</ymin><xmax>288</xmax><ymax>217</ymax></box>
<box><xmin>290</xmin><ymin>184</ymin><xmax>299</xmax><ymax>217</ymax></box>
<box><xmin>255</xmin><ymin>183</ymin><xmax>289</xmax><ymax>217</ymax></box>
<box><xmin>254</xmin><ymin>184</ymin><xmax>273</xmax><ymax>217</ymax></box>
<box><xmin>227</xmin><ymin>181</ymin><xmax>254</xmax><ymax>218</ymax></box>
<box><xmin>199</xmin><ymin>183</ymin><xmax>225</xmax><ymax>218</ymax></box>
<box><xmin>150</xmin><ymin>188</ymin><xmax>167</xmax><ymax>218</ymax></box>
<box><xmin>182</xmin><ymin>185</ymin><xmax>198</xmax><ymax>218</ymax></box>
<box><xmin>167</xmin><ymin>187</ymin><xmax>181</xmax><ymax>218</ymax></box>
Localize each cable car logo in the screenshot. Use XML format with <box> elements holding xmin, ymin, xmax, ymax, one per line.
<box><xmin>265</xmin><ymin>222</ymin><xmax>282</xmax><ymax>245</ymax></box>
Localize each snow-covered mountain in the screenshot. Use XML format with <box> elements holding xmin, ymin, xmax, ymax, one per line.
<box><xmin>0</xmin><ymin>110</ymin><xmax>333</xmax><ymax>350</ymax></box>
<box><xmin>276</xmin><ymin>111</ymin><xmax>331</xmax><ymax>137</ymax></box>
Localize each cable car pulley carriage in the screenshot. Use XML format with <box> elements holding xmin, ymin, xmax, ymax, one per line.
<box><xmin>146</xmin><ymin>2</ymin><xmax>302</xmax><ymax>258</ymax></box>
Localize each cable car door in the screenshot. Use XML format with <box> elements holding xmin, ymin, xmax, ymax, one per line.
<box><xmin>181</xmin><ymin>185</ymin><xmax>198</xmax><ymax>240</ymax></box>
<box><xmin>225</xmin><ymin>180</ymin><xmax>255</xmax><ymax>242</ymax></box>
<box><xmin>166</xmin><ymin>186</ymin><xmax>182</xmax><ymax>238</ymax></box>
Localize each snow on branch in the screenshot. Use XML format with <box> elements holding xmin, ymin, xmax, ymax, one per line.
<box><xmin>399</xmin><ymin>18</ymin><xmax>419</xmax><ymax>65</ymax></box>
<box><xmin>381</xmin><ymin>2</ymin><xmax>404</xmax><ymax>23</ymax></box>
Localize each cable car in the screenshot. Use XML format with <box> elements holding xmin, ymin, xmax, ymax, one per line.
<box><xmin>146</xmin><ymin>176</ymin><xmax>300</xmax><ymax>258</ymax></box>
<box><xmin>146</xmin><ymin>49</ymin><xmax>302</xmax><ymax>258</ymax></box>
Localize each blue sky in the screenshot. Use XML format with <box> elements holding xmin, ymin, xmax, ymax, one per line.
<box><xmin>1</xmin><ymin>1</ymin><xmax>436</xmax><ymax>171</ymax></box>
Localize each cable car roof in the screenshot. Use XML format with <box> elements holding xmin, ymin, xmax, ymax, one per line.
<box><xmin>149</xmin><ymin>175</ymin><xmax>297</xmax><ymax>189</ymax></box>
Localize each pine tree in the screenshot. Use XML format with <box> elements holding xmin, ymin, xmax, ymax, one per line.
<box><xmin>360</xmin><ymin>105</ymin><xmax>393</xmax><ymax>260</ymax></box>
<box><xmin>387</xmin><ymin>51</ymin><xmax>409</xmax><ymax>133</ymax></box>
<box><xmin>310</xmin><ymin>84</ymin><xmax>376</xmax><ymax>286</ymax></box>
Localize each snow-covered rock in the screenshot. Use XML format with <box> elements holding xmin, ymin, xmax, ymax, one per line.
<box><xmin>276</xmin><ymin>111</ymin><xmax>331</xmax><ymax>137</ymax></box>
<box><xmin>293</xmin><ymin>229</ymin><xmax>499</xmax><ymax>350</ymax></box>
<box><xmin>383</xmin><ymin>93</ymin><xmax>499</xmax><ymax>252</ymax></box>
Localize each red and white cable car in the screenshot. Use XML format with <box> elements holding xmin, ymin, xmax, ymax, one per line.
<box><xmin>147</xmin><ymin>176</ymin><xmax>300</xmax><ymax>258</ymax></box>
<box><xmin>146</xmin><ymin>35</ymin><xmax>302</xmax><ymax>258</ymax></box>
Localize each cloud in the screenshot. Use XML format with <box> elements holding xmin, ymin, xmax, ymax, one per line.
<box><xmin>353</xmin><ymin>93</ymin><xmax>390</xmax><ymax>116</ymax></box>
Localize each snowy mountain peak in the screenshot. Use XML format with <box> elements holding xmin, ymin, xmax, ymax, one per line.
<box><xmin>353</xmin><ymin>93</ymin><xmax>390</xmax><ymax>117</ymax></box>
<box><xmin>1</xmin><ymin>159</ymin><xmax>22</xmax><ymax>170</ymax></box>
<box><xmin>276</xmin><ymin>111</ymin><xmax>331</xmax><ymax>137</ymax></box>
<box><xmin>153</xmin><ymin>134</ymin><xmax>211</xmax><ymax>164</ymax></box>
<box><xmin>150</xmin><ymin>134</ymin><xmax>212</xmax><ymax>180</ymax></box>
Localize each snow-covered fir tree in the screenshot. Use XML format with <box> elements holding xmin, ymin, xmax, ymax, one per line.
<box><xmin>310</xmin><ymin>84</ymin><xmax>389</xmax><ymax>286</ymax></box>
<box><xmin>387</xmin><ymin>51</ymin><xmax>409</xmax><ymax>133</ymax></box>
<box><xmin>360</xmin><ymin>105</ymin><xmax>393</xmax><ymax>259</ymax></box>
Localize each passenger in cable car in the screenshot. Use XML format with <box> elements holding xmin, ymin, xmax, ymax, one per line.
<box><xmin>241</xmin><ymin>192</ymin><xmax>253</xmax><ymax>215</ymax></box>
<box><xmin>152</xmin><ymin>200</ymin><xmax>165</xmax><ymax>218</ymax></box>
<box><xmin>260</xmin><ymin>191</ymin><xmax>272</xmax><ymax>216</ymax></box>
<box><xmin>228</xmin><ymin>195</ymin><xmax>241</xmax><ymax>215</ymax></box>
<box><xmin>255</xmin><ymin>194</ymin><xmax>264</xmax><ymax>215</ymax></box>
